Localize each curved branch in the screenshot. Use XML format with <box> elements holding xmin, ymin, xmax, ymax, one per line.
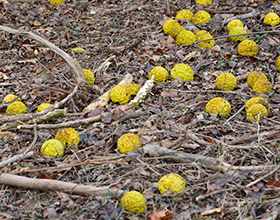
<box><xmin>0</xmin><ymin>25</ymin><xmax>85</xmax><ymax>83</ymax></box>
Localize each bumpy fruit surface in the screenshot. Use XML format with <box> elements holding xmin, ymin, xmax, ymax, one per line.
<box><xmin>247</xmin><ymin>71</ymin><xmax>268</xmax><ymax>88</ymax></box>
<box><xmin>238</xmin><ymin>40</ymin><xmax>258</xmax><ymax>56</ymax></box>
<box><xmin>227</xmin><ymin>19</ymin><xmax>244</xmax><ymax>31</ymax></box>
<box><xmin>176</xmin><ymin>30</ymin><xmax>196</xmax><ymax>45</ymax></box>
<box><xmin>205</xmin><ymin>97</ymin><xmax>231</xmax><ymax>119</ymax></box>
<box><xmin>163</xmin><ymin>20</ymin><xmax>185</xmax><ymax>38</ymax></box>
<box><xmin>118</xmin><ymin>133</ymin><xmax>142</xmax><ymax>154</ymax></box>
<box><xmin>37</xmin><ymin>103</ymin><xmax>53</xmax><ymax>112</ymax></box>
<box><xmin>276</xmin><ymin>56</ymin><xmax>280</xmax><ymax>72</ymax></box>
<box><xmin>216</xmin><ymin>72</ymin><xmax>237</xmax><ymax>91</ymax></box>
<box><xmin>50</xmin><ymin>0</ymin><xmax>65</xmax><ymax>5</ymax></box>
<box><xmin>149</xmin><ymin>66</ymin><xmax>169</xmax><ymax>83</ymax></box>
<box><xmin>3</xmin><ymin>94</ymin><xmax>21</xmax><ymax>103</ymax></box>
<box><xmin>55</xmin><ymin>128</ymin><xmax>80</xmax><ymax>147</ymax></box>
<box><xmin>196</xmin><ymin>0</ymin><xmax>213</xmax><ymax>5</ymax></box>
<box><xmin>175</xmin><ymin>10</ymin><xmax>193</xmax><ymax>21</ymax></box>
<box><xmin>192</xmin><ymin>11</ymin><xmax>211</xmax><ymax>25</ymax></box>
<box><xmin>253</xmin><ymin>79</ymin><xmax>273</xmax><ymax>94</ymax></box>
<box><xmin>245</xmin><ymin>97</ymin><xmax>270</xmax><ymax>116</ymax></box>
<box><xmin>121</xmin><ymin>191</ymin><xmax>146</xmax><ymax>213</ymax></box>
<box><xmin>6</xmin><ymin>101</ymin><xmax>27</xmax><ymax>115</ymax></box>
<box><xmin>158</xmin><ymin>173</ymin><xmax>186</xmax><ymax>194</ymax></box>
<box><xmin>82</xmin><ymin>69</ymin><xmax>95</xmax><ymax>85</ymax></box>
<box><xmin>110</xmin><ymin>85</ymin><xmax>131</xmax><ymax>105</ymax></box>
<box><xmin>264</xmin><ymin>12</ymin><xmax>280</xmax><ymax>26</ymax></box>
<box><xmin>246</xmin><ymin>104</ymin><xmax>267</xmax><ymax>123</ymax></box>
<box><xmin>229</xmin><ymin>27</ymin><xmax>248</xmax><ymax>42</ymax></box>
<box><xmin>40</xmin><ymin>139</ymin><xmax>64</xmax><ymax>158</ymax></box>
<box><xmin>171</xmin><ymin>63</ymin><xmax>194</xmax><ymax>81</ymax></box>
<box><xmin>196</xmin><ymin>30</ymin><xmax>215</xmax><ymax>49</ymax></box>
<box><xmin>125</xmin><ymin>83</ymin><xmax>142</xmax><ymax>96</ymax></box>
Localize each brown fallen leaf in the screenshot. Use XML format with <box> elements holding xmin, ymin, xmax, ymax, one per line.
<box><xmin>148</xmin><ymin>210</ymin><xmax>175</xmax><ymax>220</ymax></box>
<box><xmin>266</xmin><ymin>180</ymin><xmax>280</xmax><ymax>187</ymax></box>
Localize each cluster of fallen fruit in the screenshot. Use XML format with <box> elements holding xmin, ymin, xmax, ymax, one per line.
<box><xmin>3</xmin><ymin>1</ymin><xmax>280</xmax><ymax>215</ymax></box>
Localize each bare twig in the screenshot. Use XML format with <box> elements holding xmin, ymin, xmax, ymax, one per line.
<box><xmin>0</xmin><ymin>151</ymin><xmax>34</xmax><ymax>168</ymax></box>
<box><xmin>23</xmin><ymin>122</ymin><xmax>38</xmax><ymax>155</ymax></box>
<box><xmin>16</xmin><ymin>115</ymin><xmax>101</xmax><ymax>130</ymax></box>
<box><xmin>0</xmin><ymin>25</ymin><xmax>85</xmax><ymax>83</ymax></box>
<box><xmin>143</xmin><ymin>144</ymin><xmax>280</xmax><ymax>172</ymax></box>
<box><xmin>10</xmin><ymin>156</ymin><xmax>126</xmax><ymax>175</ymax></box>
<box><xmin>0</xmin><ymin>85</ymin><xmax>78</xmax><ymax>125</ymax></box>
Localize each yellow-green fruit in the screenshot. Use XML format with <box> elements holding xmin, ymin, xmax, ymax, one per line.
<box><xmin>82</xmin><ymin>69</ymin><xmax>95</xmax><ymax>85</ymax></box>
<box><xmin>276</xmin><ymin>56</ymin><xmax>280</xmax><ymax>72</ymax></box>
<box><xmin>50</xmin><ymin>0</ymin><xmax>65</xmax><ymax>5</ymax></box>
<box><xmin>192</xmin><ymin>10</ymin><xmax>211</xmax><ymax>25</ymax></box>
<box><xmin>3</xmin><ymin>94</ymin><xmax>21</xmax><ymax>103</ymax></box>
<box><xmin>246</xmin><ymin>104</ymin><xmax>267</xmax><ymax>123</ymax></box>
<box><xmin>175</xmin><ymin>10</ymin><xmax>193</xmax><ymax>21</ymax></box>
<box><xmin>229</xmin><ymin>27</ymin><xmax>248</xmax><ymax>42</ymax></box>
<box><xmin>40</xmin><ymin>139</ymin><xmax>64</xmax><ymax>158</ymax></box>
<box><xmin>245</xmin><ymin>97</ymin><xmax>270</xmax><ymax>116</ymax></box>
<box><xmin>55</xmin><ymin>128</ymin><xmax>80</xmax><ymax>147</ymax></box>
<box><xmin>264</xmin><ymin>12</ymin><xmax>280</xmax><ymax>26</ymax></box>
<box><xmin>238</xmin><ymin>40</ymin><xmax>258</xmax><ymax>56</ymax></box>
<box><xmin>6</xmin><ymin>101</ymin><xmax>27</xmax><ymax>115</ymax></box>
<box><xmin>227</xmin><ymin>19</ymin><xmax>244</xmax><ymax>31</ymax></box>
<box><xmin>196</xmin><ymin>30</ymin><xmax>215</xmax><ymax>49</ymax></box>
<box><xmin>205</xmin><ymin>97</ymin><xmax>231</xmax><ymax>119</ymax></box>
<box><xmin>176</xmin><ymin>30</ymin><xmax>196</xmax><ymax>45</ymax></box>
<box><xmin>163</xmin><ymin>20</ymin><xmax>185</xmax><ymax>38</ymax></box>
<box><xmin>171</xmin><ymin>63</ymin><xmax>194</xmax><ymax>81</ymax></box>
<box><xmin>125</xmin><ymin>83</ymin><xmax>142</xmax><ymax>96</ymax></box>
<box><xmin>247</xmin><ymin>71</ymin><xmax>268</xmax><ymax>88</ymax></box>
<box><xmin>196</xmin><ymin>0</ymin><xmax>213</xmax><ymax>5</ymax></box>
<box><xmin>110</xmin><ymin>85</ymin><xmax>131</xmax><ymax>105</ymax></box>
<box><xmin>149</xmin><ymin>66</ymin><xmax>169</xmax><ymax>83</ymax></box>
<box><xmin>117</xmin><ymin>133</ymin><xmax>142</xmax><ymax>154</ymax></box>
<box><xmin>158</xmin><ymin>173</ymin><xmax>186</xmax><ymax>194</ymax></box>
<box><xmin>216</xmin><ymin>72</ymin><xmax>237</xmax><ymax>91</ymax></box>
<box><xmin>121</xmin><ymin>191</ymin><xmax>146</xmax><ymax>214</ymax></box>
<box><xmin>253</xmin><ymin>79</ymin><xmax>273</xmax><ymax>94</ymax></box>
<box><xmin>37</xmin><ymin>103</ymin><xmax>53</xmax><ymax>112</ymax></box>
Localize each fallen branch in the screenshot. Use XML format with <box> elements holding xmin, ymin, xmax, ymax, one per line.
<box><xmin>0</xmin><ymin>173</ymin><xmax>127</xmax><ymax>197</ymax></box>
<box><xmin>0</xmin><ymin>85</ymin><xmax>78</xmax><ymax>125</ymax></box>
<box><xmin>9</xmin><ymin>155</ymin><xmax>126</xmax><ymax>175</ymax></box>
<box><xmin>16</xmin><ymin>115</ymin><xmax>101</xmax><ymax>130</ymax></box>
<box><xmin>127</xmin><ymin>75</ymin><xmax>154</xmax><ymax>108</ymax></box>
<box><xmin>228</xmin><ymin>129</ymin><xmax>280</xmax><ymax>145</ymax></box>
<box><xmin>0</xmin><ymin>25</ymin><xmax>85</xmax><ymax>83</ymax></box>
<box><xmin>83</xmin><ymin>73</ymin><xmax>133</xmax><ymax>113</ymax></box>
<box><xmin>143</xmin><ymin>144</ymin><xmax>280</xmax><ymax>172</ymax></box>
<box><xmin>0</xmin><ymin>151</ymin><xmax>34</xmax><ymax>168</ymax></box>
<box><xmin>0</xmin><ymin>109</ymin><xmax>65</xmax><ymax>131</ymax></box>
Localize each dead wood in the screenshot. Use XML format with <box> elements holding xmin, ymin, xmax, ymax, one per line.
<box><xmin>143</xmin><ymin>144</ymin><xmax>280</xmax><ymax>172</ymax></box>
<box><xmin>0</xmin><ymin>85</ymin><xmax>78</xmax><ymax>125</ymax></box>
<box><xmin>17</xmin><ymin>115</ymin><xmax>101</xmax><ymax>130</ymax></box>
<box><xmin>0</xmin><ymin>173</ymin><xmax>127</xmax><ymax>197</ymax></box>
<box><xmin>0</xmin><ymin>151</ymin><xmax>34</xmax><ymax>168</ymax></box>
<box><xmin>0</xmin><ymin>25</ymin><xmax>85</xmax><ymax>83</ymax></box>
<box><xmin>83</xmin><ymin>73</ymin><xmax>133</xmax><ymax>113</ymax></box>
<box><xmin>228</xmin><ymin>128</ymin><xmax>280</xmax><ymax>145</ymax></box>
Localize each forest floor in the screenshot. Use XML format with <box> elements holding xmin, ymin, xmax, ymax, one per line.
<box><xmin>1</xmin><ymin>0</ymin><xmax>280</xmax><ymax>219</ymax></box>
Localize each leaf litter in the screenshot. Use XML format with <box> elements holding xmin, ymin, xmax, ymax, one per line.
<box><xmin>0</xmin><ymin>0</ymin><xmax>280</xmax><ymax>219</ymax></box>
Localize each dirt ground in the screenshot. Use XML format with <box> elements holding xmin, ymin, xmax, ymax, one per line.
<box><xmin>1</xmin><ymin>0</ymin><xmax>280</xmax><ymax>219</ymax></box>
